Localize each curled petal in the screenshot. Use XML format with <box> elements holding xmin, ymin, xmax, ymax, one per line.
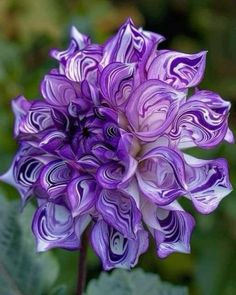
<box><xmin>67</xmin><ymin>175</ymin><xmax>98</xmax><ymax>217</ymax></box>
<box><xmin>101</xmin><ymin>18</ymin><xmax>164</xmax><ymax>67</ymax></box>
<box><xmin>137</xmin><ymin>147</ymin><xmax>187</xmax><ymax>205</ymax></box>
<box><xmin>65</xmin><ymin>45</ymin><xmax>102</xmax><ymax>84</ymax></box>
<box><xmin>142</xmin><ymin>200</ymin><xmax>195</xmax><ymax>258</ymax></box>
<box><xmin>40</xmin><ymin>160</ymin><xmax>72</xmax><ymax>197</ymax></box>
<box><xmin>97</xmin><ymin>156</ymin><xmax>137</xmax><ymax>190</ymax></box>
<box><xmin>39</xmin><ymin>131</ymin><xmax>66</xmax><ymax>153</ymax></box>
<box><xmin>184</xmin><ymin>154</ymin><xmax>232</xmax><ymax>214</ymax></box>
<box><xmin>12</xmin><ymin>96</ymin><xmax>31</xmax><ymax>137</ymax></box>
<box><xmin>100</xmin><ymin>62</ymin><xmax>136</xmax><ymax>110</ymax></box>
<box><xmin>187</xmin><ymin>90</ymin><xmax>234</xmax><ymax>144</ymax></box>
<box><xmin>96</xmin><ymin>162</ymin><xmax>125</xmax><ymax>189</ymax></box>
<box><xmin>32</xmin><ymin>201</ymin><xmax>82</xmax><ymax>251</ymax></box>
<box><xmin>90</xmin><ymin>220</ymin><xmax>148</xmax><ymax>270</ymax></box>
<box><xmin>148</xmin><ymin>50</ymin><xmax>207</xmax><ymax>89</ymax></box>
<box><xmin>41</xmin><ymin>74</ymin><xmax>81</xmax><ymax>106</ymax></box>
<box><xmin>169</xmin><ymin>97</ymin><xmax>230</xmax><ymax>149</ymax></box>
<box><xmin>77</xmin><ymin>154</ymin><xmax>101</xmax><ymax>171</ymax></box>
<box><xmin>18</xmin><ymin>101</ymin><xmax>54</xmax><ymax>135</ymax></box>
<box><xmin>91</xmin><ymin>143</ymin><xmax>115</xmax><ymax>162</ymax></box>
<box><xmin>96</xmin><ymin>189</ymin><xmax>141</xmax><ymax>239</ymax></box>
<box><xmin>50</xmin><ymin>26</ymin><xmax>90</xmax><ymax>62</ymax></box>
<box><xmin>126</xmin><ymin>80</ymin><xmax>185</xmax><ymax>142</ymax></box>
<box><xmin>0</xmin><ymin>145</ymin><xmax>45</xmax><ymax>204</ymax></box>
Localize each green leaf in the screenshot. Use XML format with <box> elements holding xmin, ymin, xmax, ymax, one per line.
<box><xmin>48</xmin><ymin>285</ymin><xmax>68</xmax><ymax>295</ymax></box>
<box><xmin>85</xmin><ymin>268</ymin><xmax>188</xmax><ymax>295</ymax></box>
<box><xmin>0</xmin><ymin>196</ymin><xmax>59</xmax><ymax>295</ymax></box>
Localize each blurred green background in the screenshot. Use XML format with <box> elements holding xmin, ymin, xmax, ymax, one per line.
<box><xmin>0</xmin><ymin>0</ymin><xmax>235</xmax><ymax>294</ymax></box>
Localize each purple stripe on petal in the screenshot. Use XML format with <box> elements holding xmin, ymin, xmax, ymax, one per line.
<box><xmin>67</xmin><ymin>175</ymin><xmax>98</xmax><ymax>217</ymax></box>
<box><xmin>101</xmin><ymin>18</ymin><xmax>163</xmax><ymax>71</ymax></box>
<box><xmin>170</xmin><ymin>98</ymin><xmax>230</xmax><ymax>149</ymax></box>
<box><xmin>96</xmin><ymin>162</ymin><xmax>125</xmax><ymax>189</ymax></box>
<box><xmin>12</xmin><ymin>96</ymin><xmax>32</xmax><ymax>138</ymax></box>
<box><xmin>142</xmin><ymin>200</ymin><xmax>195</xmax><ymax>258</ymax></box>
<box><xmin>40</xmin><ymin>160</ymin><xmax>72</xmax><ymax>197</ymax></box>
<box><xmin>90</xmin><ymin>220</ymin><xmax>148</xmax><ymax>270</ymax></box>
<box><xmin>65</xmin><ymin>44</ymin><xmax>102</xmax><ymax>84</ymax></box>
<box><xmin>100</xmin><ymin>62</ymin><xmax>136</xmax><ymax>111</ymax></box>
<box><xmin>50</xmin><ymin>26</ymin><xmax>91</xmax><ymax>62</ymax></box>
<box><xmin>41</xmin><ymin>74</ymin><xmax>81</xmax><ymax>106</ymax></box>
<box><xmin>0</xmin><ymin>145</ymin><xmax>46</xmax><ymax>204</ymax></box>
<box><xmin>126</xmin><ymin>80</ymin><xmax>185</xmax><ymax>142</ymax></box>
<box><xmin>32</xmin><ymin>201</ymin><xmax>81</xmax><ymax>251</ymax></box>
<box><xmin>96</xmin><ymin>189</ymin><xmax>141</xmax><ymax>239</ymax></box>
<box><xmin>184</xmin><ymin>154</ymin><xmax>232</xmax><ymax>214</ymax></box>
<box><xmin>137</xmin><ymin>147</ymin><xmax>187</xmax><ymax>205</ymax></box>
<box><xmin>148</xmin><ymin>50</ymin><xmax>207</xmax><ymax>89</ymax></box>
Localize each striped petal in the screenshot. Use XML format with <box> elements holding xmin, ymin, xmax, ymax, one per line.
<box><xmin>96</xmin><ymin>189</ymin><xmax>141</xmax><ymax>239</ymax></box>
<box><xmin>41</xmin><ymin>74</ymin><xmax>81</xmax><ymax>106</ymax></box>
<box><xmin>100</xmin><ymin>62</ymin><xmax>136</xmax><ymax>111</ymax></box>
<box><xmin>126</xmin><ymin>80</ymin><xmax>185</xmax><ymax>142</ymax></box>
<box><xmin>101</xmin><ymin>18</ymin><xmax>164</xmax><ymax>67</ymax></box>
<box><xmin>67</xmin><ymin>175</ymin><xmax>98</xmax><ymax>217</ymax></box>
<box><xmin>137</xmin><ymin>147</ymin><xmax>187</xmax><ymax>206</ymax></box>
<box><xmin>65</xmin><ymin>44</ymin><xmax>102</xmax><ymax>84</ymax></box>
<box><xmin>148</xmin><ymin>50</ymin><xmax>207</xmax><ymax>89</ymax></box>
<box><xmin>12</xmin><ymin>96</ymin><xmax>32</xmax><ymax>137</ymax></box>
<box><xmin>50</xmin><ymin>26</ymin><xmax>90</xmax><ymax>62</ymax></box>
<box><xmin>90</xmin><ymin>220</ymin><xmax>148</xmax><ymax>270</ymax></box>
<box><xmin>40</xmin><ymin>160</ymin><xmax>72</xmax><ymax>197</ymax></box>
<box><xmin>184</xmin><ymin>154</ymin><xmax>232</xmax><ymax>214</ymax></box>
<box><xmin>32</xmin><ymin>201</ymin><xmax>83</xmax><ymax>251</ymax></box>
<box><xmin>170</xmin><ymin>94</ymin><xmax>231</xmax><ymax>148</ymax></box>
<box><xmin>0</xmin><ymin>145</ymin><xmax>46</xmax><ymax>204</ymax></box>
<box><xmin>142</xmin><ymin>200</ymin><xmax>195</xmax><ymax>258</ymax></box>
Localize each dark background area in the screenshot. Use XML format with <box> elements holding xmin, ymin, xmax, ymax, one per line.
<box><xmin>0</xmin><ymin>1</ymin><xmax>235</xmax><ymax>294</ymax></box>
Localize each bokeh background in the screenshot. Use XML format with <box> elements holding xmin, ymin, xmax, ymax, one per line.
<box><xmin>0</xmin><ymin>0</ymin><xmax>235</xmax><ymax>294</ymax></box>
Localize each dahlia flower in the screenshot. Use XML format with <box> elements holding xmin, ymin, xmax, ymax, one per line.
<box><xmin>1</xmin><ymin>18</ymin><xmax>233</xmax><ymax>270</ymax></box>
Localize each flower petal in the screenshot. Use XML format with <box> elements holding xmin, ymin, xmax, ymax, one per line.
<box><xmin>41</xmin><ymin>74</ymin><xmax>81</xmax><ymax>106</ymax></box>
<box><xmin>67</xmin><ymin>175</ymin><xmax>98</xmax><ymax>217</ymax></box>
<box><xmin>90</xmin><ymin>220</ymin><xmax>148</xmax><ymax>270</ymax></box>
<box><xmin>126</xmin><ymin>80</ymin><xmax>185</xmax><ymax>142</ymax></box>
<box><xmin>148</xmin><ymin>50</ymin><xmax>207</xmax><ymax>89</ymax></box>
<box><xmin>100</xmin><ymin>62</ymin><xmax>136</xmax><ymax>111</ymax></box>
<box><xmin>96</xmin><ymin>189</ymin><xmax>141</xmax><ymax>239</ymax></box>
<box><xmin>32</xmin><ymin>201</ymin><xmax>81</xmax><ymax>251</ymax></box>
<box><xmin>12</xmin><ymin>96</ymin><xmax>32</xmax><ymax>137</ymax></box>
<box><xmin>0</xmin><ymin>145</ymin><xmax>46</xmax><ymax>204</ymax></box>
<box><xmin>65</xmin><ymin>44</ymin><xmax>102</xmax><ymax>84</ymax></box>
<box><xmin>137</xmin><ymin>147</ymin><xmax>187</xmax><ymax>205</ymax></box>
<box><xmin>184</xmin><ymin>154</ymin><xmax>232</xmax><ymax>214</ymax></box>
<box><xmin>96</xmin><ymin>155</ymin><xmax>137</xmax><ymax>190</ymax></box>
<box><xmin>39</xmin><ymin>131</ymin><xmax>66</xmax><ymax>153</ymax></box>
<box><xmin>169</xmin><ymin>95</ymin><xmax>230</xmax><ymax>148</ymax></box>
<box><xmin>40</xmin><ymin>160</ymin><xmax>72</xmax><ymax>197</ymax></box>
<box><xmin>142</xmin><ymin>200</ymin><xmax>195</xmax><ymax>258</ymax></box>
<box><xmin>50</xmin><ymin>26</ymin><xmax>90</xmax><ymax>62</ymax></box>
<box><xmin>17</xmin><ymin>101</ymin><xmax>55</xmax><ymax>136</ymax></box>
<box><xmin>101</xmin><ymin>18</ymin><xmax>164</xmax><ymax>68</ymax></box>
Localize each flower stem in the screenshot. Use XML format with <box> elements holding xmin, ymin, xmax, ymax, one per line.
<box><xmin>76</xmin><ymin>230</ymin><xmax>89</xmax><ymax>295</ymax></box>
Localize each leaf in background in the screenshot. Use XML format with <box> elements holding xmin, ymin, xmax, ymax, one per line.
<box><xmin>0</xmin><ymin>196</ymin><xmax>59</xmax><ymax>295</ymax></box>
<box><xmin>85</xmin><ymin>268</ymin><xmax>188</xmax><ymax>295</ymax></box>
<box><xmin>48</xmin><ymin>285</ymin><xmax>68</xmax><ymax>295</ymax></box>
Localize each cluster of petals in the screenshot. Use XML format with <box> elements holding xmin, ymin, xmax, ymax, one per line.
<box><xmin>1</xmin><ymin>18</ymin><xmax>233</xmax><ymax>270</ymax></box>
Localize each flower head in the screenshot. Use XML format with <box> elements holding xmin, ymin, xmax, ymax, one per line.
<box><xmin>1</xmin><ymin>18</ymin><xmax>233</xmax><ymax>270</ymax></box>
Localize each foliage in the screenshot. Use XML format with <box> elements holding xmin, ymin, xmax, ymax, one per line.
<box><xmin>85</xmin><ymin>268</ymin><xmax>188</xmax><ymax>295</ymax></box>
<box><xmin>0</xmin><ymin>196</ymin><xmax>59</xmax><ymax>295</ymax></box>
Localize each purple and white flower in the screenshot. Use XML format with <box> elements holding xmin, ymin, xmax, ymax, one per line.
<box><xmin>1</xmin><ymin>18</ymin><xmax>233</xmax><ymax>270</ymax></box>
